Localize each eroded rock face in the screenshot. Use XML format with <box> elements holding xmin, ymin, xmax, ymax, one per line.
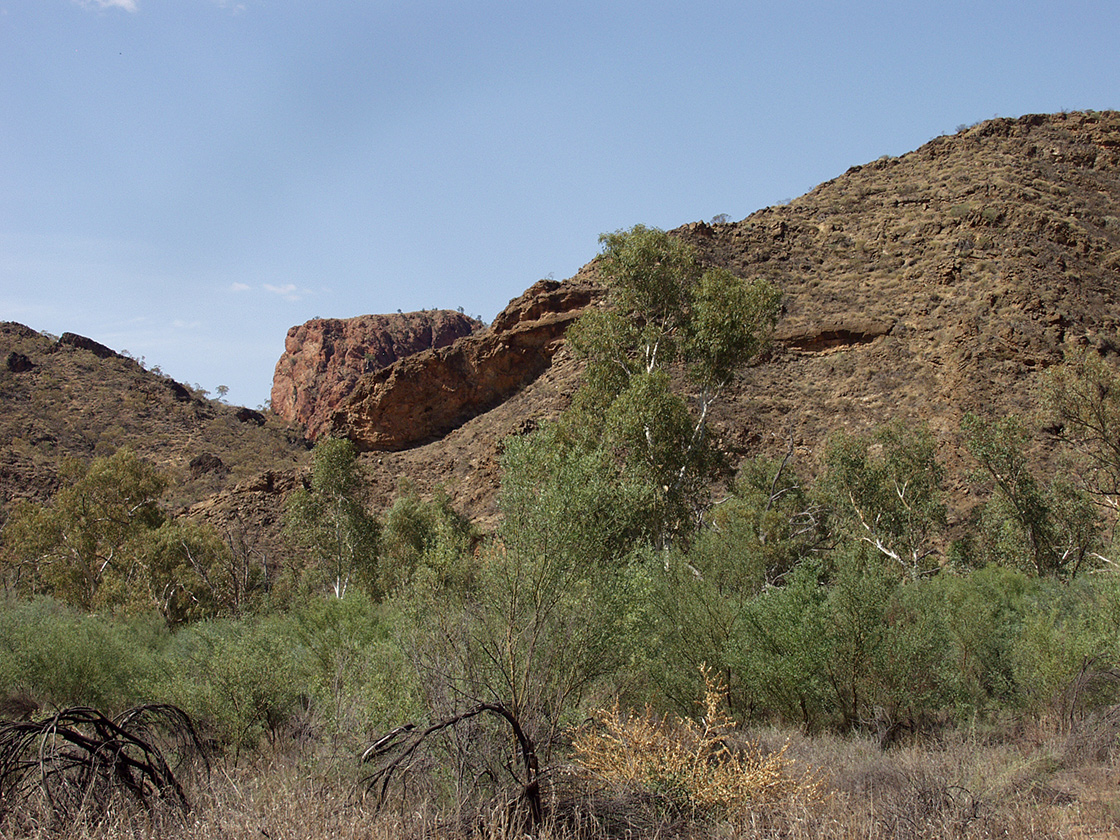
<box><xmin>331</xmin><ymin>279</ymin><xmax>603</xmax><ymax>451</ymax></box>
<box><xmin>271</xmin><ymin>310</ymin><xmax>480</xmax><ymax>439</ymax></box>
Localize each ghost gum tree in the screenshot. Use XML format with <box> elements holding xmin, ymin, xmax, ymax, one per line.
<box><xmin>284</xmin><ymin>438</ymin><xmax>379</xmax><ymax>599</ymax></box>
<box><xmin>562</xmin><ymin>225</ymin><xmax>782</xmax><ymax>546</ymax></box>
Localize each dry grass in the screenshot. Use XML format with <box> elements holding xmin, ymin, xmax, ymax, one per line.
<box><xmin>3</xmin><ymin>715</ymin><xmax>1118</xmax><ymax>839</ymax></box>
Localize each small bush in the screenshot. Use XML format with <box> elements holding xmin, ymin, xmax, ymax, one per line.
<box><xmin>571</xmin><ymin>668</ymin><xmax>820</xmax><ymax>820</ymax></box>
<box><xmin>166</xmin><ymin>616</ymin><xmax>311</xmax><ymax>757</ymax></box>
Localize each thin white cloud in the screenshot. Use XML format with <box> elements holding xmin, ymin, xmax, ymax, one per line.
<box><xmin>74</xmin><ymin>0</ymin><xmax>139</xmax><ymax>12</ymax></box>
<box><xmin>229</xmin><ymin>282</ymin><xmax>251</xmax><ymax>293</ymax></box>
<box><xmin>263</xmin><ymin>283</ymin><xmax>308</xmax><ymax>302</ymax></box>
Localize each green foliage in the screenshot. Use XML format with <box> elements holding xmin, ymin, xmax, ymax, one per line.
<box><xmin>167</xmin><ymin>615</ymin><xmax>311</xmax><ymax>756</ymax></box>
<box><xmin>284</xmin><ymin>438</ymin><xmax>380</xmax><ymax>599</ymax></box>
<box><xmin>0</xmin><ymin>596</ymin><xmax>168</xmax><ymax>712</ymax></box>
<box><xmin>378</xmin><ymin>483</ymin><xmax>475</xmax><ymax>596</ymax></box>
<box><xmin>874</xmin><ymin>575</ymin><xmax>958</xmax><ymax>720</ymax></box>
<box><xmin>683</xmin><ymin>264</ymin><xmax>782</xmax><ymax>390</ymax></box>
<box><xmin>963</xmin><ymin>413</ymin><xmax>1099</xmax><ymax>577</ymax></box>
<box><xmin>584</xmin><ymin>226</ymin><xmax>780</xmax><ymax>396</ymax></box>
<box><xmin>293</xmin><ymin>593</ymin><xmax>419</xmax><ymax>753</ymax></box>
<box><xmin>963</xmin><ymin>413</ymin><xmax>1053</xmax><ymax>576</ymax></box>
<box><xmin>498</xmin><ymin>427</ymin><xmax>656</xmax><ymax>568</ymax></box>
<box><xmin>2</xmin><ymin>449</ymin><xmax>167</xmax><ymax>611</ymax></box>
<box><xmin>400</xmin><ymin>430</ymin><xmax>655</xmax><ymax>759</ymax></box>
<box><xmin>934</xmin><ymin>565</ymin><xmax>1032</xmax><ymax>713</ymax></box>
<box><xmin>820</xmin><ymin>421</ymin><xmax>946</xmax><ymax>578</ymax></box>
<box><xmin>1011</xmin><ymin>574</ymin><xmax>1120</xmax><ymax>716</ymax></box>
<box><xmin>129</xmin><ymin>518</ymin><xmax>263</xmax><ymax>625</ymax></box>
<box><xmin>564</xmin><ymin>225</ymin><xmax>781</xmax><ymax>545</ymax></box>
<box><xmin>731</xmin><ymin>560</ymin><xmax>831</xmax><ymax>728</ymax></box>
<box><xmin>652</xmin><ymin>453</ymin><xmax>823</xmax><ymax>714</ymax></box>
<box><xmin>820</xmin><ymin>544</ymin><xmax>896</xmax><ymax>728</ymax></box>
<box><xmin>734</xmin><ymin>549</ymin><xmax>960</xmax><ymax>732</ymax></box>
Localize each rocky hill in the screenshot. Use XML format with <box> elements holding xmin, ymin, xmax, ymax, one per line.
<box><xmin>686</xmin><ymin>110</ymin><xmax>1120</xmax><ymax>495</ymax></box>
<box><xmin>322</xmin><ymin>110</ymin><xmax>1120</xmax><ymax>529</ymax></box>
<box><xmin>0</xmin><ymin>322</ymin><xmax>312</xmax><ymax>536</ymax></box>
<box><xmin>4</xmin><ymin>110</ymin><xmax>1119</xmax><ymax>541</ymax></box>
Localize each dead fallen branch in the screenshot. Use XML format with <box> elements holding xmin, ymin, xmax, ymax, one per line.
<box><xmin>361</xmin><ymin>702</ymin><xmax>541</xmax><ymax>829</ymax></box>
<box><xmin>0</xmin><ymin>704</ymin><xmax>208</xmax><ymax>830</ymax></box>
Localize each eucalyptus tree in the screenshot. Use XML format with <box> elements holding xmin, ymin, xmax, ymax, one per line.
<box><xmin>564</xmin><ymin>225</ymin><xmax>782</xmax><ymax>545</ymax></box>
<box><xmin>284</xmin><ymin>437</ymin><xmax>379</xmax><ymax>599</ymax></box>
<box><xmin>2</xmin><ymin>449</ymin><xmax>166</xmax><ymax>611</ymax></box>
<box><xmin>819</xmin><ymin>420</ymin><xmax>946</xmax><ymax>579</ymax></box>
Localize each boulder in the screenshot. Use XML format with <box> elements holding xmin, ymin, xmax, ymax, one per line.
<box><xmin>5</xmin><ymin>352</ymin><xmax>34</xmax><ymax>373</ymax></box>
<box><xmin>188</xmin><ymin>453</ymin><xmax>228</xmax><ymax>479</ymax></box>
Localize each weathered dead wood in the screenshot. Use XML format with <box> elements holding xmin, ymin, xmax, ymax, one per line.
<box><xmin>361</xmin><ymin>702</ymin><xmax>542</xmax><ymax>829</ymax></box>
<box><xmin>0</xmin><ymin>704</ymin><xmax>208</xmax><ymax>830</ymax></box>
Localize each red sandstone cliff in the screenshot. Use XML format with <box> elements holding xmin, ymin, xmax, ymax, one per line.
<box><xmin>271</xmin><ymin>310</ymin><xmax>480</xmax><ymax>439</ymax></box>
<box><xmin>330</xmin><ymin>278</ymin><xmax>603</xmax><ymax>451</ymax></box>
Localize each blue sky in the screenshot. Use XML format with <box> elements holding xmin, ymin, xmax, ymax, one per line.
<box><xmin>2</xmin><ymin>1</ymin><xmax>1117</xmax><ymax>408</ymax></box>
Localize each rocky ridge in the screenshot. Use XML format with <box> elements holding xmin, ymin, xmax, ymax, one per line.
<box><xmin>330</xmin><ymin>278</ymin><xmax>602</xmax><ymax>450</ymax></box>
<box><xmin>4</xmin><ymin>110</ymin><xmax>1120</xmax><ymax>540</ymax></box>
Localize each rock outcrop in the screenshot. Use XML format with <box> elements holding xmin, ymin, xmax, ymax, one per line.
<box><xmin>331</xmin><ymin>278</ymin><xmax>603</xmax><ymax>451</ymax></box>
<box><xmin>54</xmin><ymin>332</ymin><xmax>123</xmax><ymax>361</ymax></box>
<box><xmin>271</xmin><ymin>310</ymin><xmax>480</xmax><ymax>439</ymax></box>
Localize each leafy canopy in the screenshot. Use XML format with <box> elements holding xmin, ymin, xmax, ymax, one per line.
<box><xmin>284</xmin><ymin>438</ymin><xmax>380</xmax><ymax>599</ymax></box>
<box><xmin>562</xmin><ymin>225</ymin><xmax>782</xmax><ymax>545</ymax></box>
<box><xmin>2</xmin><ymin>449</ymin><xmax>166</xmax><ymax>612</ymax></box>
